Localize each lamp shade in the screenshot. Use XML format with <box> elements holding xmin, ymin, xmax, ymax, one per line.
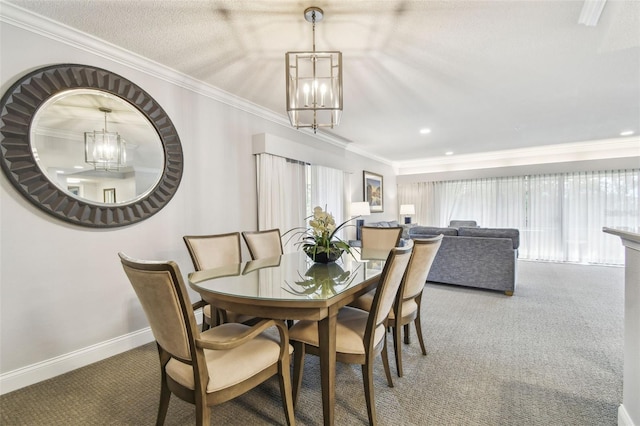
<box><xmin>351</xmin><ymin>202</ymin><xmax>371</xmax><ymax>216</ymax></box>
<box><xmin>400</xmin><ymin>204</ymin><xmax>415</xmax><ymax>215</ymax></box>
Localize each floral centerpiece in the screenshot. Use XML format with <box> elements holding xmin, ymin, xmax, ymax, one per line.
<box><xmin>285</xmin><ymin>206</ymin><xmax>355</xmax><ymax>263</ymax></box>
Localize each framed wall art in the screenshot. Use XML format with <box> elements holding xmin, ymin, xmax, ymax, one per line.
<box><xmin>363</xmin><ymin>171</ymin><xmax>383</xmax><ymax>212</ymax></box>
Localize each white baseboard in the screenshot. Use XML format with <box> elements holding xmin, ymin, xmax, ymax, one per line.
<box><xmin>619</xmin><ymin>404</ymin><xmax>636</xmax><ymax>426</ymax></box>
<box><xmin>0</xmin><ymin>327</ymin><xmax>154</xmax><ymax>395</ymax></box>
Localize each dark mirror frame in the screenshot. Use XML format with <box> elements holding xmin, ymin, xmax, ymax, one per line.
<box><xmin>0</xmin><ymin>64</ymin><xmax>183</xmax><ymax>228</ymax></box>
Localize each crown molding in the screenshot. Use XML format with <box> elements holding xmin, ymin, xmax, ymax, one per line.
<box><xmin>396</xmin><ymin>137</ymin><xmax>640</xmax><ymax>176</ymax></box>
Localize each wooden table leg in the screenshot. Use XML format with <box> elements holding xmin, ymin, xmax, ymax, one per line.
<box><xmin>318</xmin><ymin>309</ymin><xmax>337</xmax><ymax>426</ymax></box>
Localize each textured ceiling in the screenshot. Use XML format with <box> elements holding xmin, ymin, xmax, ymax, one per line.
<box><xmin>4</xmin><ymin>0</ymin><xmax>640</xmax><ymax>164</ymax></box>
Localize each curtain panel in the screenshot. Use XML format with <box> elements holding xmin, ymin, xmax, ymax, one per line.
<box><xmin>256</xmin><ymin>153</ymin><xmax>307</xmax><ymax>252</ymax></box>
<box><xmin>398</xmin><ymin>169</ymin><xmax>639</xmax><ymax>265</ymax></box>
<box><xmin>256</xmin><ymin>154</ymin><xmax>351</xmax><ymax>252</ymax></box>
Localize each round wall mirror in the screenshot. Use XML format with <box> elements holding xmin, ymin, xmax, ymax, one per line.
<box><xmin>0</xmin><ymin>64</ymin><xmax>183</xmax><ymax>227</ymax></box>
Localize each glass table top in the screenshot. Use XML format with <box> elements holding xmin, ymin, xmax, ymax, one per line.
<box><xmin>188</xmin><ymin>249</ymin><xmax>389</xmax><ymax>302</ymax></box>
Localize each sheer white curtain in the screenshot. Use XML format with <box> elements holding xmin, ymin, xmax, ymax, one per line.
<box><xmin>309</xmin><ymin>165</ymin><xmax>350</xmax><ymax>240</ymax></box>
<box><xmin>399</xmin><ymin>177</ymin><xmax>526</xmax><ymax>227</ymax></box>
<box><xmin>398</xmin><ymin>182</ymin><xmax>437</xmax><ymax>225</ymax></box>
<box><xmin>399</xmin><ymin>169</ymin><xmax>639</xmax><ymax>264</ymax></box>
<box><xmin>524</xmin><ymin>174</ymin><xmax>563</xmax><ymax>260</ymax></box>
<box><xmin>256</xmin><ymin>153</ymin><xmax>307</xmax><ymax>252</ymax></box>
<box><xmin>525</xmin><ymin>169</ymin><xmax>639</xmax><ymax>264</ymax></box>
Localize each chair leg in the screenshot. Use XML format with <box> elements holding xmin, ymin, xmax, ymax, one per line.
<box><xmin>194</xmin><ymin>399</ymin><xmax>210</xmax><ymax>426</ymax></box>
<box><xmin>381</xmin><ymin>336</ymin><xmax>394</xmax><ymax>388</ymax></box>
<box><xmin>403</xmin><ymin>323</ymin><xmax>411</xmax><ymax>344</ymax></box>
<box><xmin>156</xmin><ymin>374</ymin><xmax>171</xmax><ymax>426</ymax></box>
<box><xmin>278</xmin><ymin>350</ymin><xmax>296</xmax><ymax>425</ymax></box>
<box><xmin>292</xmin><ymin>341</ymin><xmax>306</xmax><ymax>407</ymax></box>
<box><xmin>392</xmin><ymin>322</ymin><xmax>403</xmax><ymax>377</ymax></box>
<box><xmin>414</xmin><ymin>313</ymin><xmax>427</xmax><ymax>356</ymax></box>
<box><xmin>201</xmin><ymin>304</ymin><xmax>210</xmax><ymax>331</ymax></box>
<box><xmin>361</xmin><ymin>361</ymin><xmax>378</xmax><ymax>426</ymax></box>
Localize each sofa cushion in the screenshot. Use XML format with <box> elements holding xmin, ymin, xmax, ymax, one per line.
<box><xmin>400</xmin><ymin>223</ymin><xmax>418</xmax><ymax>239</ymax></box>
<box><xmin>457</xmin><ymin>227</ymin><xmax>520</xmax><ymax>249</ymax></box>
<box><xmin>449</xmin><ymin>220</ymin><xmax>478</xmax><ymax>228</ymax></box>
<box><xmin>408</xmin><ymin>226</ymin><xmax>458</xmax><ymax>237</ymax></box>
<box><xmin>367</xmin><ymin>220</ymin><xmax>399</xmax><ymax>228</ymax></box>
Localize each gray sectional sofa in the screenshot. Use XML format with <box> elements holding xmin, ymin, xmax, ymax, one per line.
<box><xmin>408</xmin><ymin>225</ymin><xmax>519</xmax><ymax>295</ymax></box>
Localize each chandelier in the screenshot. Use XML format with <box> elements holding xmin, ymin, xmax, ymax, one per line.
<box><xmin>286</xmin><ymin>6</ymin><xmax>343</xmax><ymax>133</ymax></box>
<box><xmin>84</xmin><ymin>107</ymin><xmax>126</xmax><ymax>171</ymax></box>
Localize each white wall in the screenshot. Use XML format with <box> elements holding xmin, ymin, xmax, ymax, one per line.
<box><xmin>0</xmin><ymin>13</ymin><xmax>395</xmax><ymax>392</ymax></box>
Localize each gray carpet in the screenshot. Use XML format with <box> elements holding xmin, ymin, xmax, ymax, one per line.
<box><xmin>0</xmin><ymin>261</ymin><xmax>624</xmax><ymax>425</ymax></box>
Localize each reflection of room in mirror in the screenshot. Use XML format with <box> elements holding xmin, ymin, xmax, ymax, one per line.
<box><xmin>30</xmin><ymin>89</ymin><xmax>165</xmax><ymax>205</ymax></box>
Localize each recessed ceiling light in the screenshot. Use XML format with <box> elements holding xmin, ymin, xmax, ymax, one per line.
<box><xmin>445</xmin><ymin>151</ymin><xmax>453</xmax><ymax>156</ymax></box>
<box><xmin>56</xmin><ymin>170</ymin><xmax>64</xmax><ymax>174</ymax></box>
<box><xmin>620</xmin><ymin>130</ymin><xmax>635</xmax><ymax>136</ymax></box>
<box><xmin>419</xmin><ymin>128</ymin><xmax>431</xmax><ymax>135</ymax></box>
<box><xmin>74</xmin><ymin>165</ymin><xmax>84</xmax><ymax>169</ymax></box>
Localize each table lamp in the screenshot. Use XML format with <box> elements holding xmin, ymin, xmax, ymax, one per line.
<box><xmin>400</xmin><ymin>204</ymin><xmax>415</xmax><ymax>224</ymax></box>
<box><xmin>351</xmin><ymin>201</ymin><xmax>371</xmax><ymax>240</ymax></box>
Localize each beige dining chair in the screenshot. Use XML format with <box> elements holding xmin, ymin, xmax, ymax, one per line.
<box><xmin>350</xmin><ymin>235</ymin><xmax>443</xmax><ymax>377</ymax></box>
<box><xmin>242</xmin><ymin>229</ymin><xmax>284</xmax><ymax>259</ymax></box>
<box><xmin>360</xmin><ymin>226</ymin><xmax>403</xmax><ymax>250</ymax></box>
<box><xmin>349</xmin><ymin>225</ymin><xmax>404</xmax><ymax>325</ymax></box>
<box><xmin>183</xmin><ymin>232</ymin><xmax>256</xmax><ymax>329</ymax></box>
<box><xmin>242</xmin><ymin>228</ymin><xmax>295</xmax><ymax>328</ymax></box>
<box><xmin>288</xmin><ymin>245</ymin><xmax>413</xmax><ymax>426</ymax></box>
<box><xmin>118</xmin><ymin>252</ymin><xmax>295</xmax><ymax>426</ymax></box>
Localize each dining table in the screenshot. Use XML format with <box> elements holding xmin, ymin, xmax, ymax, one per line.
<box><xmin>188</xmin><ymin>248</ymin><xmax>390</xmax><ymax>426</ymax></box>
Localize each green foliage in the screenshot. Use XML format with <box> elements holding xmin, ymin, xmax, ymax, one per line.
<box><xmin>283</xmin><ymin>206</ymin><xmax>356</xmax><ymax>260</ymax></box>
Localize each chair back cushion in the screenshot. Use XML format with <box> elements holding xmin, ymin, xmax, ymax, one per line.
<box><xmin>183</xmin><ymin>232</ymin><xmax>242</xmax><ymax>271</ymax></box>
<box><xmin>403</xmin><ymin>235</ymin><xmax>443</xmax><ymax>300</ymax></box>
<box><xmin>242</xmin><ymin>229</ymin><xmax>284</xmax><ymax>260</ymax></box>
<box><xmin>361</xmin><ymin>226</ymin><xmax>403</xmax><ymax>250</ymax></box>
<box><xmin>119</xmin><ymin>253</ymin><xmax>193</xmax><ymax>361</ymax></box>
<box><xmin>371</xmin><ymin>246</ymin><xmax>413</xmax><ymax>327</ymax></box>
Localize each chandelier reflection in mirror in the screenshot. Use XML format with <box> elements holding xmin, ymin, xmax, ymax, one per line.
<box><xmin>286</xmin><ymin>6</ymin><xmax>342</xmax><ymax>133</ymax></box>
<box><xmin>84</xmin><ymin>107</ymin><xmax>126</xmax><ymax>171</ymax></box>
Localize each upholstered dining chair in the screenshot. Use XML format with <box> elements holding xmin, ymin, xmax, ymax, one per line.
<box><xmin>288</xmin><ymin>245</ymin><xmax>413</xmax><ymax>426</ymax></box>
<box><xmin>242</xmin><ymin>228</ymin><xmax>293</xmax><ymax>327</ymax></box>
<box><xmin>118</xmin><ymin>252</ymin><xmax>295</xmax><ymax>426</ymax></box>
<box><xmin>360</xmin><ymin>226</ymin><xmax>403</xmax><ymax>250</ymax></box>
<box><xmin>183</xmin><ymin>232</ymin><xmax>256</xmax><ymax>329</ymax></box>
<box><xmin>350</xmin><ymin>235</ymin><xmax>443</xmax><ymax>377</ymax></box>
<box><xmin>242</xmin><ymin>228</ymin><xmax>284</xmax><ymax>260</ymax></box>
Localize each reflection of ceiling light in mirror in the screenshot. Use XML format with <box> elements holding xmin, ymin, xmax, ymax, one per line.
<box><xmin>620</xmin><ymin>130</ymin><xmax>634</xmax><ymax>136</ymax></box>
<box><xmin>445</xmin><ymin>151</ymin><xmax>453</xmax><ymax>156</ymax></box>
<box><xmin>420</xmin><ymin>128</ymin><xmax>431</xmax><ymax>134</ymax></box>
<box><xmin>74</xmin><ymin>165</ymin><xmax>84</xmax><ymax>169</ymax></box>
<box><xmin>84</xmin><ymin>107</ymin><xmax>126</xmax><ymax>171</ymax></box>
<box><xmin>56</xmin><ymin>170</ymin><xmax>64</xmax><ymax>174</ymax></box>
<box><xmin>67</xmin><ymin>178</ymin><xmax>80</xmax><ymax>183</ymax></box>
